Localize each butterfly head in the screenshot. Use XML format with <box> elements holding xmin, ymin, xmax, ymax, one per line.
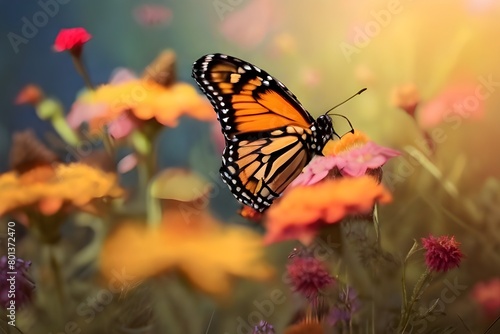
<box><xmin>313</xmin><ymin>114</ymin><xmax>334</xmax><ymax>154</ymax></box>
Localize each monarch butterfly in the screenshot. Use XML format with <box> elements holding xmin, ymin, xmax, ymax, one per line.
<box><xmin>192</xmin><ymin>54</ymin><xmax>363</xmax><ymax>212</ymax></box>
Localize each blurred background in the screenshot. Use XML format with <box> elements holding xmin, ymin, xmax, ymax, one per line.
<box><xmin>2</xmin><ymin>0</ymin><xmax>500</xmax><ymax>333</ymax></box>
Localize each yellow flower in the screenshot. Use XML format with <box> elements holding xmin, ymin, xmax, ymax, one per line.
<box><xmin>77</xmin><ymin>80</ymin><xmax>215</xmax><ymax>134</ymax></box>
<box><xmin>322</xmin><ymin>131</ymin><xmax>369</xmax><ymax>156</ymax></box>
<box><xmin>100</xmin><ymin>207</ymin><xmax>274</xmax><ymax>295</ymax></box>
<box><xmin>390</xmin><ymin>83</ymin><xmax>420</xmax><ymax>117</ymax></box>
<box><xmin>0</xmin><ymin>163</ymin><xmax>123</xmax><ymax>217</ymax></box>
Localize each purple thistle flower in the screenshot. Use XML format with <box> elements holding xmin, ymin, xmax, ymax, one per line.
<box><xmin>0</xmin><ymin>256</ymin><xmax>35</xmax><ymax>309</ymax></box>
<box><xmin>329</xmin><ymin>287</ymin><xmax>361</xmax><ymax>325</ymax></box>
<box><xmin>253</xmin><ymin>320</ymin><xmax>275</xmax><ymax>334</ymax></box>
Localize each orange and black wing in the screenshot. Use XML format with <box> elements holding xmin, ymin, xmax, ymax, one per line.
<box><xmin>192</xmin><ymin>54</ymin><xmax>316</xmax><ymax>211</ymax></box>
<box><xmin>191</xmin><ymin>53</ymin><xmax>315</xmax><ymax>140</ymax></box>
<box><xmin>220</xmin><ymin>127</ymin><xmax>311</xmax><ymax>211</ymax></box>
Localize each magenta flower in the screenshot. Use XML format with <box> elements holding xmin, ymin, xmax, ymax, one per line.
<box><xmin>53</xmin><ymin>27</ymin><xmax>92</xmax><ymax>54</ymax></box>
<box><xmin>0</xmin><ymin>256</ymin><xmax>35</xmax><ymax>309</ymax></box>
<box><xmin>287</xmin><ymin>253</ymin><xmax>334</xmax><ymax>300</ymax></box>
<box><xmin>421</xmin><ymin>235</ymin><xmax>463</xmax><ymax>272</ymax></box>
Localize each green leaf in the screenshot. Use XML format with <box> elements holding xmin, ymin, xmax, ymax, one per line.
<box><xmin>405</xmin><ymin>239</ymin><xmax>421</xmax><ymax>263</ymax></box>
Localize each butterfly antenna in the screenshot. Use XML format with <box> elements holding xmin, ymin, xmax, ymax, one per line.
<box><xmin>324</xmin><ymin>88</ymin><xmax>367</xmax><ymax>115</ymax></box>
<box><xmin>330</xmin><ymin>113</ymin><xmax>354</xmax><ymax>135</ymax></box>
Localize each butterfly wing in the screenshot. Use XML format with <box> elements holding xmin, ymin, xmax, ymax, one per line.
<box><xmin>192</xmin><ymin>53</ymin><xmax>315</xmax><ymax>140</ymax></box>
<box><xmin>220</xmin><ymin>127</ymin><xmax>312</xmax><ymax>211</ymax></box>
<box><xmin>192</xmin><ymin>54</ymin><xmax>316</xmax><ymax>211</ymax></box>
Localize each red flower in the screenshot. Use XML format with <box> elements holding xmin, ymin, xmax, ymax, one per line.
<box><xmin>54</xmin><ymin>27</ymin><xmax>92</xmax><ymax>54</ymax></box>
<box><xmin>421</xmin><ymin>235</ymin><xmax>463</xmax><ymax>272</ymax></box>
<box><xmin>287</xmin><ymin>254</ymin><xmax>334</xmax><ymax>300</ymax></box>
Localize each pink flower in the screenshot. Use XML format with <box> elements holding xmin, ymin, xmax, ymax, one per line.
<box><xmin>66</xmin><ymin>68</ymin><xmax>139</xmax><ymax>139</ymax></box>
<box><xmin>471</xmin><ymin>278</ymin><xmax>500</xmax><ymax>318</ymax></box>
<box><xmin>117</xmin><ymin>154</ymin><xmax>138</xmax><ymax>174</ymax></box>
<box><xmin>335</xmin><ymin>141</ymin><xmax>400</xmax><ymax>177</ymax></box>
<box><xmin>418</xmin><ymin>83</ymin><xmax>485</xmax><ymax>129</ymax></box>
<box><xmin>54</xmin><ymin>27</ymin><xmax>92</xmax><ymax>54</ymax></box>
<box><xmin>211</xmin><ymin>121</ymin><xmax>225</xmax><ymax>155</ymax></box>
<box><xmin>107</xmin><ymin>113</ymin><xmax>138</xmax><ymax>139</ymax></box>
<box><xmin>289</xmin><ymin>156</ymin><xmax>337</xmax><ymax>188</ymax></box>
<box><xmin>219</xmin><ymin>0</ymin><xmax>277</xmax><ymax>49</ymax></box>
<box><xmin>466</xmin><ymin>0</ymin><xmax>497</xmax><ymax>14</ymax></box>
<box><xmin>301</xmin><ymin>67</ymin><xmax>322</xmax><ymax>87</ymax></box>
<box><xmin>421</xmin><ymin>235</ymin><xmax>463</xmax><ymax>272</ymax></box>
<box><xmin>133</xmin><ymin>4</ymin><xmax>172</xmax><ymax>26</ymax></box>
<box><xmin>289</xmin><ymin>141</ymin><xmax>399</xmax><ymax>188</ymax></box>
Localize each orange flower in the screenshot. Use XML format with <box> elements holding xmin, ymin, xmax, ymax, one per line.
<box><xmin>15</xmin><ymin>84</ymin><xmax>44</xmax><ymax>106</ymax></box>
<box><xmin>284</xmin><ymin>321</ymin><xmax>325</xmax><ymax>334</ymax></box>
<box><xmin>390</xmin><ymin>83</ymin><xmax>420</xmax><ymax>117</ymax></box>
<box><xmin>239</xmin><ymin>205</ymin><xmax>263</xmax><ymax>222</ymax></box>
<box><xmin>100</xmin><ymin>210</ymin><xmax>274</xmax><ymax>295</ymax></box>
<box><xmin>265</xmin><ymin>176</ymin><xmax>392</xmax><ymax>244</ymax></box>
<box><xmin>0</xmin><ymin>163</ymin><xmax>123</xmax><ymax>217</ymax></box>
<box><xmin>75</xmin><ymin>80</ymin><xmax>215</xmax><ymax>134</ymax></box>
<box><xmin>322</xmin><ymin>131</ymin><xmax>369</xmax><ymax>156</ymax></box>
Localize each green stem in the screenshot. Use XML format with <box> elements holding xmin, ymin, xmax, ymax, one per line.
<box><xmin>132</xmin><ymin>130</ymin><xmax>155</xmax><ymax>182</ymax></box>
<box><xmin>373</xmin><ymin>204</ymin><xmax>381</xmax><ymax>249</ymax></box>
<box><xmin>404</xmin><ymin>145</ymin><xmax>459</xmax><ymax>199</ymax></box>
<box><xmin>146</xmin><ymin>184</ymin><xmax>162</xmax><ymax>227</ymax></box>
<box><xmin>48</xmin><ymin>246</ymin><xmax>66</xmax><ymax>312</ymax></box>
<box><xmin>401</xmin><ymin>259</ymin><xmax>408</xmax><ymax>318</ymax></box>
<box><xmin>52</xmin><ymin>115</ymin><xmax>80</xmax><ymax>147</ymax></box>
<box><xmin>398</xmin><ymin>269</ymin><xmax>433</xmax><ymax>333</ymax></box>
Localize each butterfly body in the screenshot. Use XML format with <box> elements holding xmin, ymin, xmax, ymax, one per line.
<box><xmin>192</xmin><ymin>54</ymin><xmax>335</xmax><ymax>212</ymax></box>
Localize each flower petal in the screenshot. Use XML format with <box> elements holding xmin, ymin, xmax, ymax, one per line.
<box><xmin>265</xmin><ymin>176</ymin><xmax>392</xmax><ymax>244</ymax></box>
<box><xmin>100</xmin><ymin>214</ymin><xmax>274</xmax><ymax>295</ymax></box>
